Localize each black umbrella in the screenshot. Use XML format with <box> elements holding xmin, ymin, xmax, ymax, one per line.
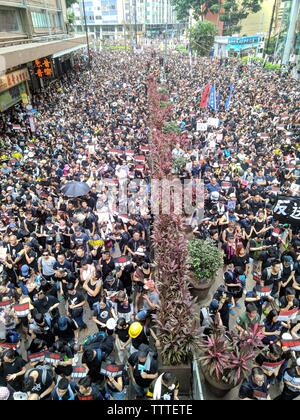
<box><xmin>60</xmin><ymin>181</ymin><xmax>90</xmax><ymax>198</ymax></box>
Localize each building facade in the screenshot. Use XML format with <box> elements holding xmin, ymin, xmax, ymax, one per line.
<box><xmin>72</xmin><ymin>0</ymin><xmax>180</xmax><ymax>41</ymax></box>
<box><xmin>239</xmin><ymin>0</ymin><xmax>277</xmax><ymax>37</ymax></box>
<box><xmin>0</xmin><ymin>0</ymin><xmax>89</xmax><ymax>112</ymax></box>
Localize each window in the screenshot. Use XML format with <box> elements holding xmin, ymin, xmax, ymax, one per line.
<box><xmin>53</xmin><ymin>12</ymin><xmax>62</xmax><ymax>28</ymax></box>
<box><xmin>31</xmin><ymin>11</ymin><xmax>49</xmax><ymax>28</ymax></box>
<box><xmin>0</xmin><ymin>8</ymin><xmax>23</xmax><ymax>32</ymax></box>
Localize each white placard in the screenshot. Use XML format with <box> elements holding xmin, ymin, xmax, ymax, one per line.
<box><xmin>197</xmin><ymin>122</ymin><xmax>208</xmax><ymax>132</ymax></box>
<box><xmin>207</xmin><ymin>118</ymin><xmax>220</xmax><ymax>128</ymax></box>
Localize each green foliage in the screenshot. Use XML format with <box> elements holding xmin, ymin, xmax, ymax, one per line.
<box><xmin>157</xmin><ymin>87</ymin><xmax>169</xmax><ymax>95</ymax></box>
<box><xmin>172</xmin><ymin>0</ymin><xmax>262</xmax><ymax>35</ymax></box>
<box><xmin>264</xmin><ymin>62</ymin><xmax>282</xmax><ymax>71</ymax></box>
<box><xmin>67</xmin><ymin>10</ymin><xmax>75</xmax><ymax>23</ymax></box>
<box><xmin>163</xmin><ymin>121</ymin><xmax>181</xmax><ymax>135</ymax></box>
<box><xmin>160</xmin><ymin>100</ymin><xmax>171</xmax><ymax>108</ymax></box>
<box><xmin>175</xmin><ymin>44</ymin><xmax>188</xmax><ymax>54</ymax></box>
<box><xmin>188</xmin><ymin>20</ymin><xmax>218</xmax><ymax>57</ymax></box>
<box><xmin>188</xmin><ymin>239</ymin><xmax>223</xmax><ymax>281</ymax></box>
<box><xmin>66</xmin><ymin>0</ymin><xmax>77</xmax><ymax>8</ymax></box>
<box><xmin>172</xmin><ymin>155</ymin><xmax>188</xmax><ymax>174</ymax></box>
<box><xmin>104</xmin><ymin>45</ymin><xmax>130</xmax><ymax>51</ymax></box>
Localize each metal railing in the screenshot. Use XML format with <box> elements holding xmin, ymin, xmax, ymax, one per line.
<box><xmin>0</xmin><ymin>33</ymin><xmax>85</xmax><ymax>49</ymax></box>
<box><xmin>192</xmin><ymin>356</ymin><xmax>204</xmax><ymax>400</ymax></box>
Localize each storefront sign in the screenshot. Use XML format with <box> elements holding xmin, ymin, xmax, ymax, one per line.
<box><xmin>0</xmin><ymin>68</ymin><xmax>29</xmax><ymax>94</ymax></box>
<box><xmin>34</xmin><ymin>57</ymin><xmax>53</xmax><ymax>78</ymax></box>
<box><xmin>0</xmin><ymin>81</ymin><xmax>28</xmax><ymax>112</ymax></box>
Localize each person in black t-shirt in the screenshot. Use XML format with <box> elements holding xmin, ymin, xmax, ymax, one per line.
<box><xmin>33</xmin><ymin>290</ymin><xmax>60</xmax><ymax>320</ymax></box>
<box><xmin>51</xmin><ymin>377</ymin><xmax>76</xmax><ymax>401</ymax></box>
<box><xmin>0</xmin><ymin>349</ymin><xmax>26</xmax><ymax>392</ymax></box>
<box><xmin>76</xmin><ymin>376</ymin><xmax>105</xmax><ymax>400</ymax></box>
<box><xmin>82</xmin><ymin>349</ymin><xmax>104</xmax><ymax>384</ymax></box>
<box><xmin>261</xmin><ymin>260</ymin><xmax>283</xmax><ymax>297</ymax></box>
<box><xmin>279</xmin><ymin>288</ymin><xmax>300</xmax><ymax>310</ymax></box>
<box><xmin>99</xmin><ymin>251</ymin><xmax>115</xmax><ymax>280</ymax></box>
<box><xmin>129</xmin><ymin>346</ymin><xmax>158</xmax><ymax>399</ymax></box>
<box><xmin>239</xmin><ymin>367</ymin><xmax>270</xmax><ymax>400</ymax></box>
<box><xmin>66</xmin><ymin>283</ymin><xmax>87</xmax><ymax>331</ymax></box>
<box><xmin>53</xmin><ymin>316</ymin><xmax>78</xmax><ymax>345</ymax></box>
<box><xmin>115</xmin><ymin>318</ymin><xmax>131</xmax><ymax>364</ymax></box>
<box><xmin>276</xmin><ymin>361</ymin><xmax>300</xmax><ymax>400</ymax></box>
<box><xmin>24</xmin><ymin>366</ymin><xmax>55</xmax><ymax>400</ymax></box>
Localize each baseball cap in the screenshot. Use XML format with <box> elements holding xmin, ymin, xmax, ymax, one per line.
<box><xmin>106</xmin><ymin>274</ymin><xmax>115</xmax><ymax>283</ymax></box>
<box><xmin>209</xmin><ymin>299</ymin><xmax>220</xmax><ymax>312</ymax></box>
<box><xmin>21</xmin><ymin>265</ymin><xmax>29</xmax><ymax>277</ymax></box>
<box><xmin>58</xmin><ymin>316</ymin><xmax>69</xmax><ymax>331</ymax></box>
<box><xmin>138</xmin><ymin>344</ymin><xmax>149</xmax><ymax>359</ymax></box>
<box><xmin>136</xmin><ymin>310</ymin><xmax>148</xmax><ymax>321</ymax></box>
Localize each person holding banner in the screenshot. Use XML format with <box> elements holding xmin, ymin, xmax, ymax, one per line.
<box><xmin>262</xmin><ymin>310</ymin><xmax>285</xmax><ymax>346</ymax></box>
<box><xmin>276</xmin><ymin>360</ymin><xmax>300</xmax><ymax>400</ymax></box>
<box><xmin>239</xmin><ymin>367</ymin><xmax>270</xmax><ymax>400</ymax></box>
<box><xmin>255</xmin><ymin>343</ymin><xmax>288</xmax><ymax>384</ymax></box>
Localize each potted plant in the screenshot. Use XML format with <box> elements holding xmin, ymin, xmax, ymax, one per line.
<box><xmin>199</xmin><ymin>325</ymin><xmax>263</xmax><ymax>397</ymax></box>
<box><xmin>153</xmin><ymin>214</ymin><xmax>199</xmax><ymax>396</ymax></box>
<box><xmin>188</xmin><ymin>239</ymin><xmax>223</xmax><ymax>301</ymax></box>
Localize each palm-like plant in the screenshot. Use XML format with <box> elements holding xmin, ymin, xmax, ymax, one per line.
<box><xmin>199</xmin><ymin>328</ymin><xmax>231</xmax><ymax>381</ymax></box>
<box><xmin>199</xmin><ymin>324</ymin><xmax>264</xmax><ymax>386</ymax></box>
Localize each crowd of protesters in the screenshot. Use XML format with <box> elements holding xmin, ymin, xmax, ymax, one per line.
<box><xmin>0</xmin><ymin>45</ymin><xmax>298</xmax><ymax>401</ymax></box>
<box><xmin>174</xmin><ymin>57</ymin><xmax>299</xmax><ymax>399</ymax></box>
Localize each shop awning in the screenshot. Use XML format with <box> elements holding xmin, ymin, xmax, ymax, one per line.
<box><xmin>52</xmin><ymin>43</ymin><xmax>87</xmax><ymax>59</ymax></box>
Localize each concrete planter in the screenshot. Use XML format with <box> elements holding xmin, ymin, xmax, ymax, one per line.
<box><xmin>158</xmin><ymin>356</ymin><xmax>193</xmax><ymax>397</ymax></box>
<box><xmin>189</xmin><ymin>272</ymin><xmax>215</xmax><ymax>302</ymax></box>
<box><xmin>201</xmin><ymin>366</ymin><xmax>238</xmax><ymax>398</ymax></box>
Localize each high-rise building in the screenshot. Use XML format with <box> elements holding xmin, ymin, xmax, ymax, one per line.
<box><xmin>72</xmin><ymin>0</ymin><xmax>181</xmax><ymax>41</ymax></box>
<box><xmin>0</xmin><ymin>0</ymin><xmax>89</xmax><ymax>111</ymax></box>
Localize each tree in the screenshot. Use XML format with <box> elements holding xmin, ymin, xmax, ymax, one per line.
<box><xmin>188</xmin><ymin>20</ymin><xmax>218</xmax><ymax>56</ymax></box>
<box><xmin>172</xmin><ymin>0</ymin><xmax>263</xmax><ymax>36</ymax></box>
<box><xmin>66</xmin><ymin>0</ymin><xmax>77</xmax><ymax>8</ymax></box>
<box><xmin>171</xmin><ymin>0</ymin><xmax>214</xmax><ymax>21</ymax></box>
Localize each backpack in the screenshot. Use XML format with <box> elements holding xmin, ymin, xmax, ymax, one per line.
<box><xmin>265</xmin><ymin>265</ymin><xmax>283</xmax><ymax>281</ymax></box>
<box><xmin>200</xmin><ymin>307</ymin><xmax>213</xmax><ymax>328</ymax></box>
<box><xmin>25</xmin><ymin>365</ymin><xmax>53</xmax><ymax>386</ymax></box>
<box><xmin>83</xmin><ymin>331</ymin><xmax>106</xmax><ymax>350</ymax></box>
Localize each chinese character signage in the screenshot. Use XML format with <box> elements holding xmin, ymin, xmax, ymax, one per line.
<box><xmin>34</xmin><ymin>57</ymin><xmax>53</xmax><ymax>78</ymax></box>
<box><xmin>0</xmin><ymin>68</ymin><xmax>30</xmax><ymax>94</ymax></box>
<box><xmin>273</xmin><ymin>196</ymin><xmax>300</xmax><ymax>225</ymax></box>
<box><xmin>229</xmin><ymin>36</ymin><xmax>262</xmax><ymax>45</ymax></box>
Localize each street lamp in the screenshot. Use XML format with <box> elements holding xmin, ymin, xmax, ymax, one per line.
<box><xmin>82</xmin><ymin>0</ymin><xmax>92</xmax><ymax>70</ymax></box>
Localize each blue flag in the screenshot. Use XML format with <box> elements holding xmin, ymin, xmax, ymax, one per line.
<box><xmin>216</xmin><ymin>91</ymin><xmax>222</xmax><ymax>112</ymax></box>
<box><xmin>208</xmin><ymin>84</ymin><xmax>216</xmax><ymax>111</ymax></box>
<box><xmin>225</xmin><ymin>84</ymin><xmax>234</xmax><ymax>111</ymax></box>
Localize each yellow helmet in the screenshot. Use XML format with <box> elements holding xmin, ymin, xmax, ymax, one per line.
<box><xmin>129</xmin><ymin>322</ymin><xmax>143</xmax><ymax>339</ymax></box>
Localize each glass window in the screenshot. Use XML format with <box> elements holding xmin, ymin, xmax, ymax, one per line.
<box><xmin>0</xmin><ymin>8</ymin><xmax>23</xmax><ymax>32</ymax></box>
<box><xmin>31</xmin><ymin>11</ymin><xmax>49</xmax><ymax>28</ymax></box>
